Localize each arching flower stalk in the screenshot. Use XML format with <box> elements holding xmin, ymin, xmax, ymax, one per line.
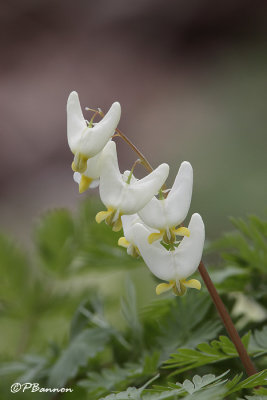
<box><xmin>66</xmin><ymin>91</ymin><xmax>258</xmax><ymax>378</ymax></box>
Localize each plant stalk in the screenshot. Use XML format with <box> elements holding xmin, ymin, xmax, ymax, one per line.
<box><xmin>115</xmin><ymin>127</ymin><xmax>154</xmax><ymax>173</ymax></box>
<box><xmin>89</xmin><ymin>106</ymin><xmax>258</xmax><ymax>377</ymax></box>
<box><xmin>198</xmin><ymin>261</ymin><xmax>257</xmax><ymax>376</ymax></box>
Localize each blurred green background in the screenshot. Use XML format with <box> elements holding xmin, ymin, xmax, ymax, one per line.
<box><xmin>0</xmin><ymin>0</ymin><xmax>266</xmax><ymax>242</ymax></box>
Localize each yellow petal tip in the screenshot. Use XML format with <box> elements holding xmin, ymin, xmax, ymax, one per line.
<box><xmin>95</xmin><ymin>210</ymin><xmax>112</xmax><ymax>224</ymax></box>
<box><xmin>156</xmin><ymin>282</ymin><xmax>174</xmax><ymax>295</ymax></box>
<box><xmin>173</xmin><ymin>227</ymin><xmax>190</xmax><ymax>237</ymax></box>
<box><xmin>79</xmin><ymin>176</ymin><xmax>93</xmax><ymax>193</ymax></box>
<box><xmin>148</xmin><ymin>231</ymin><xmax>164</xmax><ymax>244</ymax></box>
<box><xmin>118</xmin><ymin>237</ymin><xmax>130</xmax><ymax>248</ymax></box>
<box><xmin>182</xmin><ymin>279</ymin><xmax>201</xmax><ymax>290</ymax></box>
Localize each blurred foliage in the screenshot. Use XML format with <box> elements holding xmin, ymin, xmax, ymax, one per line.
<box><xmin>207</xmin><ymin>215</ymin><xmax>267</xmax><ymax>307</ymax></box>
<box><xmin>0</xmin><ymin>200</ymin><xmax>266</xmax><ymax>399</ymax></box>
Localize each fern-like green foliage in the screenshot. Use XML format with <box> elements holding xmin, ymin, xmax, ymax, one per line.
<box><xmin>0</xmin><ymin>203</ymin><xmax>267</xmax><ymax>399</ymax></box>
<box><xmin>99</xmin><ymin>369</ymin><xmax>267</xmax><ymax>400</ymax></box>
<box><xmin>163</xmin><ymin>325</ymin><xmax>267</xmax><ymax>377</ymax></box>
<box><xmin>208</xmin><ymin>215</ymin><xmax>267</xmax><ymax>301</ymax></box>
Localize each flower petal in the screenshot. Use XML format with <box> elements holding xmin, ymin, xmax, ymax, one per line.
<box><xmin>132</xmin><ymin>223</ymin><xmax>176</xmax><ymax>281</ymax></box>
<box><xmin>172</xmin><ymin>213</ymin><xmax>205</xmax><ymax>279</ymax></box>
<box><xmin>95</xmin><ymin>209</ymin><xmax>113</xmax><ymax>224</ymax></box>
<box><xmin>121</xmin><ymin>214</ymin><xmax>143</xmax><ymax>243</ymax></box>
<box><xmin>156</xmin><ymin>281</ymin><xmax>174</xmax><ymax>295</ymax></box>
<box><xmin>67</xmin><ymin>91</ymin><xmax>87</xmax><ymax>153</ymax></box>
<box><xmin>79</xmin><ymin>176</ymin><xmax>93</xmax><ymax>193</ymax></box>
<box><xmin>83</xmin><ymin>149</ymin><xmax>105</xmax><ymax>180</ymax></box>
<box><xmin>167</xmin><ymin>161</ymin><xmax>193</xmax><ymax>220</ymax></box>
<box><xmin>118</xmin><ymin>237</ymin><xmax>130</xmax><ymax>248</ymax></box>
<box><xmin>79</xmin><ymin>102</ymin><xmax>121</xmax><ymax>157</ymax></box>
<box><xmin>100</xmin><ymin>141</ymin><xmax>169</xmax><ymax>214</ymax></box>
<box><xmin>133</xmin><ymin>214</ymin><xmax>204</xmax><ymax>283</ymax></box>
<box><xmin>147</xmin><ymin>231</ymin><xmax>164</xmax><ymax>244</ymax></box>
<box><xmin>99</xmin><ymin>141</ymin><xmax>125</xmax><ymax>207</ymax></box>
<box><xmin>182</xmin><ymin>279</ymin><xmax>201</xmax><ymax>290</ymax></box>
<box><xmin>131</xmin><ymin>164</ymin><xmax>169</xmax><ymax>213</ymax></box>
<box><xmin>138</xmin><ymin>161</ymin><xmax>193</xmax><ymax>229</ymax></box>
<box><xmin>173</xmin><ymin>226</ymin><xmax>190</xmax><ymax>237</ymax></box>
<box><xmin>73</xmin><ymin>171</ymin><xmax>81</xmax><ymax>184</ymax></box>
<box><xmin>67</xmin><ymin>91</ymin><xmax>121</xmax><ymax>157</ymax></box>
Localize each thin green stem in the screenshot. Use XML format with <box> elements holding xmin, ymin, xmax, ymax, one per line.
<box><xmin>127</xmin><ymin>159</ymin><xmax>141</xmax><ymax>184</ymax></box>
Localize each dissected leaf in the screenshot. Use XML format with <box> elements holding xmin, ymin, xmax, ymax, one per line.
<box><xmin>48</xmin><ymin>328</ymin><xmax>110</xmax><ymax>387</ymax></box>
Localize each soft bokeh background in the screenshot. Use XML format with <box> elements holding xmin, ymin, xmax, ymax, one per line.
<box><xmin>1</xmin><ymin>0</ymin><xmax>267</xmax><ymax>243</ymax></box>
<box><xmin>1</xmin><ymin>4</ymin><xmax>267</xmax><ymax>397</ymax></box>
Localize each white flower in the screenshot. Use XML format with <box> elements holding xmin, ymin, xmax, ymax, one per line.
<box><xmin>118</xmin><ymin>214</ymin><xmax>156</xmax><ymax>257</ymax></box>
<box><xmin>67</xmin><ymin>91</ymin><xmax>121</xmax><ymax>173</ymax></box>
<box><xmin>95</xmin><ymin>141</ymin><xmax>169</xmax><ymax>231</ymax></box>
<box><xmin>132</xmin><ymin>213</ymin><xmax>205</xmax><ymax>296</ymax></box>
<box><xmin>138</xmin><ymin>161</ymin><xmax>193</xmax><ymax>244</ymax></box>
<box><xmin>73</xmin><ymin>145</ymin><xmax>106</xmax><ymax>193</ymax></box>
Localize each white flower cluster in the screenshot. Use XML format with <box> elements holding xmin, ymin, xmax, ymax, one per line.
<box><xmin>67</xmin><ymin>91</ymin><xmax>205</xmax><ymax>296</ymax></box>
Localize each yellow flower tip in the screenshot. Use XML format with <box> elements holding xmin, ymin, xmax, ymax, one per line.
<box><xmin>112</xmin><ymin>217</ymin><xmax>122</xmax><ymax>232</ymax></box>
<box><xmin>71</xmin><ymin>161</ymin><xmax>76</xmax><ymax>172</ymax></box>
<box><xmin>72</xmin><ymin>154</ymin><xmax>88</xmax><ymax>173</ymax></box>
<box><xmin>156</xmin><ymin>281</ymin><xmax>175</xmax><ymax>295</ymax></box>
<box><xmin>133</xmin><ymin>247</ymin><xmax>141</xmax><ymax>258</ymax></box>
<box><xmin>148</xmin><ymin>231</ymin><xmax>164</xmax><ymax>244</ymax></box>
<box><xmin>95</xmin><ymin>209</ymin><xmax>113</xmax><ymax>224</ymax></box>
<box><xmin>118</xmin><ymin>237</ymin><xmax>130</xmax><ymax>248</ymax></box>
<box><xmin>173</xmin><ymin>226</ymin><xmax>190</xmax><ymax>237</ymax></box>
<box><xmin>182</xmin><ymin>279</ymin><xmax>201</xmax><ymax>290</ymax></box>
<box><xmin>79</xmin><ymin>176</ymin><xmax>93</xmax><ymax>193</ymax></box>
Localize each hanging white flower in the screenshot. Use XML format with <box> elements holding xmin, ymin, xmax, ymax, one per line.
<box><xmin>138</xmin><ymin>161</ymin><xmax>193</xmax><ymax>244</ymax></box>
<box><xmin>132</xmin><ymin>213</ymin><xmax>205</xmax><ymax>296</ymax></box>
<box><xmin>95</xmin><ymin>141</ymin><xmax>169</xmax><ymax>232</ymax></box>
<box><xmin>67</xmin><ymin>91</ymin><xmax>121</xmax><ymax>173</ymax></box>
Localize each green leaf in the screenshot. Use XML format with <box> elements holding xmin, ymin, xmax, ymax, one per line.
<box><xmin>176</xmin><ymin>370</ymin><xmax>229</xmax><ymax>394</ymax></box>
<box><xmin>121</xmin><ymin>279</ymin><xmax>143</xmax><ymax>344</ymax></box>
<box><xmin>208</xmin><ymin>215</ymin><xmax>267</xmax><ymax>298</ymax></box>
<box><xmin>70</xmin><ymin>295</ymin><xmax>106</xmax><ymax>339</ymax></box>
<box><xmin>226</xmin><ymin>369</ymin><xmax>267</xmax><ymax>395</ymax></box>
<box><xmin>163</xmin><ymin>332</ymin><xmax>256</xmax><ymax>375</ymax></box>
<box><xmin>0</xmin><ymin>234</ymin><xmax>30</xmax><ymax>306</ymax></box>
<box><xmin>48</xmin><ymin>328</ymin><xmax>110</xmax><ymax>387</ymax></box>
<box><xmin>100</xmin><ymin>374</ymin><xmax>159</xmax><ymax>400</ymax></box>
<box><xmin>142</xmin><ymin>292</ymin><xmax>221</xmax><ymax>360</ymax></box>
<box><xmin>79</xmin><ymin>353</ymin><xmax>159</xmax><ymax>398</ymax></box>
<box><xmin>250</xmin><ymin>325</ymin><xmax>267</xmax><ymax>354</ymax></box>
<box><xmin>35</xmin><ymin>209</ymin><xmax>75</xmax><ymax>274</ymax></box>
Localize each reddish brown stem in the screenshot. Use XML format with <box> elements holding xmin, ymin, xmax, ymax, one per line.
<box><xmin>198</xmin><ymin>261</ymin><xmax>257</xmax><ymax>376</ymax></box>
